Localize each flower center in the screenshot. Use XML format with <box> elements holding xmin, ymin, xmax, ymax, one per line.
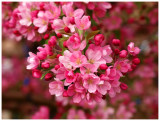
<box><xmin>76</xmin><ymin>58</ymin><xmax>82</xmax><ymax>65</ymax></box>
<box><xmin>88</xmin><ymin>59</ymin><xmax>94</xmax><ymax>64</ymax></box>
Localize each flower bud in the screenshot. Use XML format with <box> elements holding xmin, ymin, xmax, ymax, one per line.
<box><xmin>34</xmin><ymin>26</ymin><xmax>39</xmax><ymax>30</ymax></box>
<box><xmin>57</xmin><ymin>33</ymin><xmax>62</xmax><ymax>38</ymax></box>
<box><xmin>56</xmin><ymin>54</ymin><xmax>62</xmax><ymax>58</ymax></box>
<box><xmin>88</xmin><ymin>16</ymin><xmax>91</xmax><ymax>21</ymax></box>
<box><xmin>131</xmin><ymin>64</ymin><xmax>137</xmax><ymax>69</ymax></box>
<box><xmin>63</xmin><ymin>41</ymin><xmax>67</xmax><ymax>48</ymax></box>
<box><xmin>45</xmin><ymin>73</ymin><xmax>53</xmax><ymax>81</ymax></box>
<box><xmin>119</xmin><ymin>50</ymin><xmax>128</xmax><ymax>58</ymax></box>
<box><xmin>114</xmin><ymin>49</ymin><xmax>120</xmax><ymax>55</ymax></box>
<box><xmin>91</xmin><ymin>26</ymin><xmax>97</xmax><ymax>31</ymax></box>
<box><xmin>99</xmin><ymin>64</ymin><xmax>108</xmax><ymax>70</ymax></box>
<box><xmin>64</xmin><ymin>26</ymin><xmax>70</xmax><ymax>33</ymax></box>
<box><xmin>54</xmin><ymin>65</ymin><xmax>60</xmax><ymax>70</ymax></box>
<box><xmin>120</xmin><ymin>83</ymin><xmax>128</xmax><ymax>90</ymax></box>
<box><xmin>43</xmin><ymin>34</ymin><xmax>49</xmax><ymax>40</ymax></box>
<box><xmin>32</xmin><ymin>69</ymin><xmax>42</xmax><ymax>78</ymax></box>
<box><xmin>48</xmin><ymin>36</ymin><xmax>57</xmax><ymax>47</ymax></box>
<box><xmin>112</xmin><ymin>39</ymin><xmax>120</xmax><ymax>46</ymax></box>
<box><xmin>132</xmin><ymin>58</ymin><xmax>140</xmax><ymax>65</ymax></box>
<box><xmin>63</xmin><ymin>90</ymin><xmax>68</xmax><ymax>97</ymax></box>
<box><xmin>41</xmin><ymin>61</ymin><xmax>50</xmax><ymax>69</ymax></box>
<box><xmin>13</xmin><ymin>30</ymin><xmax>21</xmax><ymax>36</ymax></box>
<box><xmin>94</xmin><ymin>34</ymin><xmax>104</xmax><ymax>46</ymax></box>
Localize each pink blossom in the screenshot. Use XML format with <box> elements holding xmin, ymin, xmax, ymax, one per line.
<box><xmin>26</xmin><ymin>52</ymin><xmax>40</xmax><ymax>70</ymax></box>
<box><xmin>44</xmin><ymin>2</ymin><xmax>61</xmax><ymax>20</ymax></box>
<box><xmin>103</xmin><ymin>16</ymin><xmax>122</xmax><ymax>30</ymax></box>
<box><xmin>33</xmin><ymin>11</ymin><xmax>49</xmax><ymax>33</ymax></box>
<box><xmin>52</xmin><ymin>17</ymin><xmax>75</xmax><ymax>33</ymax></box>
<box><xmin>75</xmin><ymin>15</ymin><xmax>91</xmax><ymax>30</ymax></box>
<box><xmin>101</xmin><ymin>67</ymin><xmax>121</xmax><ymax>82</ymax></box>
<box><xmin>86</xmin><ymin>91</ymin><xmax>102</xmax><ymax>105</ymax></box>
<box><xmin>67</xmin><ymin>109</ymin><xmax>86</xmax><ymax>119</ymax></box>
<box><xmin>97</xmin><ymin>80</ymin><xmax>111</xmax><ymax>95</ymax></box>
<box><xmin>108</xmin><ymin>80</ymin><xmax>121</xmax><ymax>98</ymax></box>
<box><xmin>116</xmin><ymin>104</ymin><xmax>133</xmax><ymax>119</ymax></box>
<box><xmin>49</xmin><ymin>79</ymin><xmax>64</xmax><ymax>96</ymax></box>
<box><xmin>114</xmin><ymin>59</ymin><xmax>131</xmax><ymax>73</ymax></box>
<box><xmin>66</xmin><ymin>33</ymin><xmax>86</xmax><ymax>52</ymax></box>
<box><xmin>148</xmin><ymin>8</ymin><xmax>158</xmax><ymax>25</ymax></box>
<box><xmin>64</xmin><ymin>71</ymin><xmax>77</xmax><ymax>86</ymax></box>
<box><xmin>80</xmin><ymin>64</ymin><xmax>97</xmax><ymax>75</ymax></box>
<box><xmin>20</xmin><ymin>26</ymin><xmax>35</xmax><ymax>41</ymax></box>
<box><xmin>67</xmin><ymin>84</ymin><xmax>86</xmax><ymax>103</ymax></box>
<box><xmin>128</xmin><ymin>42</ymin><xmax>140</xmax><ymax>56</ymax></box>
<box><xmin>59</xmin><ymin>50</ymin><xmax>72</xmax><ymax>70</ymax></box>
<box><xmin>62</xmin><ymin>3</ymin><xmax>84</xmax><ymax>19</ymax></box>
<box><xmin>51</xmin><ymin>65</ymin><xmax>66</xmax><ymax>80</ymax></box>
<box><xmin>18</xmin><ymin>6</ymin><xmax>32</xmax><ymax>26</ymax></box>
<box><xmin>31</xmin><ymin>106</ymin><xmax>49</xmax><ymax>119</ymax></box>
<box><xmin>83</xmin><ymin>74</ymin><xmax>100</xmax><ymax>93</ymax></box>
<box><xmin>70</xmin><ymin>51</ymin><xmax>87</xmax><ymax>68</ymax></box>
<box><xmin>86</xmin><ymin>48</ymin><xmax>106</xmax><ymax>70</ymax></box>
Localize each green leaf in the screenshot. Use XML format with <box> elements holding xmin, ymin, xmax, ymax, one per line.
<box><xmin>58</xmin><ymin>37</ymin><xmax>69</xmax><ymax>55</ymax></box>
<box><xmin>40</xmin><ymin>71</ymin><xmax>49</xmax><ymax>80</ymax></box>
<box><xmin>86</xmin><ymin>30</ymin><xmax>100</xmax><ymax>41</ymax></box>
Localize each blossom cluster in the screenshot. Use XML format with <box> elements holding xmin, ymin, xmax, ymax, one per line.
<box><xmin>20</xmin><ymin>2</ymin><xmax>141</xmax><ymax>105</ymax></box>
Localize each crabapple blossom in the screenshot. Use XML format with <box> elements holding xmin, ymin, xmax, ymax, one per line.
<box><xmin>26</xmin><ymin>52</ymin><xmax>40</xmax><ymax>70</ymax></box>
<box><xmin>128</xmin><ymin>42</ymin><xmax>140</xmax><ymax>56</ymax></box>
<box><xmin>33</xmin><ymin>11</ymin><xmax>49</xmax><ymax>33</ymax></box>
<box><xmin>75</xmin><ymin>15</ymin><xmax>91</xmax><ymax>30</ymax></box>
<box><xmin>49</xmin><ymin>78</ymin><xmax>64</xmax><ymax>96</ymax></box>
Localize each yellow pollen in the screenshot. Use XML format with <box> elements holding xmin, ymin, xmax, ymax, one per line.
<box><xmin>116</xmin><ymin>64</ymin><xmax>121</xmax><ymax>70</ymax></box>
<box><xmin>88</xmin><ymin>79</ymin><xmax>93</xmax><ymax>84</ymax></box>
<box><xmin>86</xmin><ymin>68</ymin><xmax>91</xmax><ymax>74</ymax></box>
<box><xmin>76</xmin><ymin>58</ymin><xmax>81</xmax><ymax>65</ymax></box>
<box><xmin>88</xmin><ymin>59</ymin><xmax>94</xmax><ymax>64</ymax></box>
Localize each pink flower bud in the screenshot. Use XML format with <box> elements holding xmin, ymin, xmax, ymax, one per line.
<box><xmin>63</xmin><ymin>90</ymin><xmax>68</xmax><ymax>97</ymax></box>
<box><xmin>34</xmin><ymin>26</ymin><xmax>39</xmax><ymax>30</ymax></box>
<box><xmin>32</xmin><ymin>69</ymin><xmax>42</xmax><ymax>78</ymax></box>
<box><xmin>56</xmin><ymin>54</ymin><xmax>62</xmax><ymax>58</ymax></box>
<box><xmin>119</xmin><ymin>50</ymin><xmax>128</xmax><ymax>58</ymax></box>
<box><xmin>43</xmin><ymin>34</ymin><xmax>49</xmax><ymax>40</ymax></box>
<box><xmin>91</xmin><ymin>26</ymin><xmax>97</xmax><ymax>31</ymax></box>
<box><xmin>13</xmin><ymin>30</ymin><xmax>21</xmax><ymax>36</ymax></box>
<box><xmin>70</xmin><ymin>17</ymin><xmax>75</xmax><ymax>24</ymax></box>
<box><xmin>54</xmin><ymin>65</ymin><xmax>60</xmax><ymax>70</ymax></box>
<box><xmin>48</xmin><ymin>36</ymin><xmax>57</xmax><ymax>47</ymax></box>
<box><xmin>41</xmin><ymin>61</ymin><xmax>50</xmax><ymax>69</ymax></box>
<box><xmin>63</xmin><ymin>41</ymin><xmax>67</xmax><ymax>48</ymax></box>
<box><xmin>94</xmin><ymin>34</ymin><xmax>104</xmax><ymax>46</ymax></box>
<box><xmin>112</xmin><ymin>39</ymin><xmax>120</xmax><ymax>46</ymax></box>
<box><xmin>39</xmin><ymin>3</ymin><xmax>45</xmax><ymax>10</ymax></box>
<box><xmin>132</xmin><ymin>58</ymin><xmax>140</xmax><ymax>65</ymax></box>
<box><xmin>57</xmin><ymin>33</ymin><xmax>62</xmax><ymax>38</ymax></box>
<box><xmin>114</xmin><ymin>49</ymin><xmax>120</xmax><ymax>55</ymax></box>
<box><xmin>88</xmin><ymin>16</ymin><xmax>91</xmax><ymax>21</ymax></box>
<box><xmin>99</xmin><ymin>64</ymin><xmax>108</xmax><ymax>70</ymax></box>
<box><xmin>131</xmin><ymin>64</ymin><xmax>137</xmax><ymax>69</ymax></box>
<box><xmin>31</xmin><ymin>10</ymin><xmax>39</xmax><ymax>18</ymax></box>
<box><xmin>120</xmin><ymin>83</ymin><xmax>128</xmax><ymax>90</ymax></box>
<box><xmin>45</xmin><ymin>73</ymin><xmax>53</xmax><ymax>81</ymax></box>
<box><xmin>37</xmin><ymin>51</ymin><xmax>47</xmax><ymax>60</ymax></box>
<box><xmin>64</xmin><ymin>26</ymin><xmax>70</xmax><ymax>33</ymax></box>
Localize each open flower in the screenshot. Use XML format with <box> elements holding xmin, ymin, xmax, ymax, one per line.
<box><xmin>33</xmin><ymin>11</ymin><xmax>49</xmax><ymax>33</ymax></box>
<box><xmin>83</xmin><ymin>74</ymin><xmax>100</xmax><ymax>93</ymax></box>
<box><xmin>26</xmin><ymin>52</ymin><xmax>40</xmax><ymax>70</ymax></box>
<box><xmin>49</xmin><ymin>78</ymin><xmax>64</xmax><ymax>96</ymax></box>
<box><xmin>70</xmin><ymin>51</ymin><xmax>87</xmax><ymax>68</ymax></box>
<box><xmin>66</xmin><ymin>33</ymin><xmax>86</xmax><ymax>52</ymax></box>
<box><xmin>75</xmin><ymin>15</ymin><xmax>91</xmax><ymax>30</ymax></box>
<box><xmin>128</xmin><ymin>42</ymin><xmax>140</xmax><ymax>56</ymax></box>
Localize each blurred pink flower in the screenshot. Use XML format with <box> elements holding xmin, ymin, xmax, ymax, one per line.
<box><xmin>32</xmin><ymin>106</ymin><xmax>49</xmax><ymax>119</ymax></box>
<box><xmin>67</xmin><ymin>109</ymin><xmax>86</xmax><ymax>119</ymax></box>
<box><xmin>26</xmin><ymin>52</ymin><xmax>40</xmax><ymax>70</ymax></box>
<box><xmin>128</xmin><ymin>42</ymin><xmax>140</xmax><ymax>56</ymax></box>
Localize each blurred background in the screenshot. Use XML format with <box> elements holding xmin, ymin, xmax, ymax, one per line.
<box><xmin>2</xmin><ymin>2</ymin><xmax>158</xmax><ymax>119</ymax></box>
